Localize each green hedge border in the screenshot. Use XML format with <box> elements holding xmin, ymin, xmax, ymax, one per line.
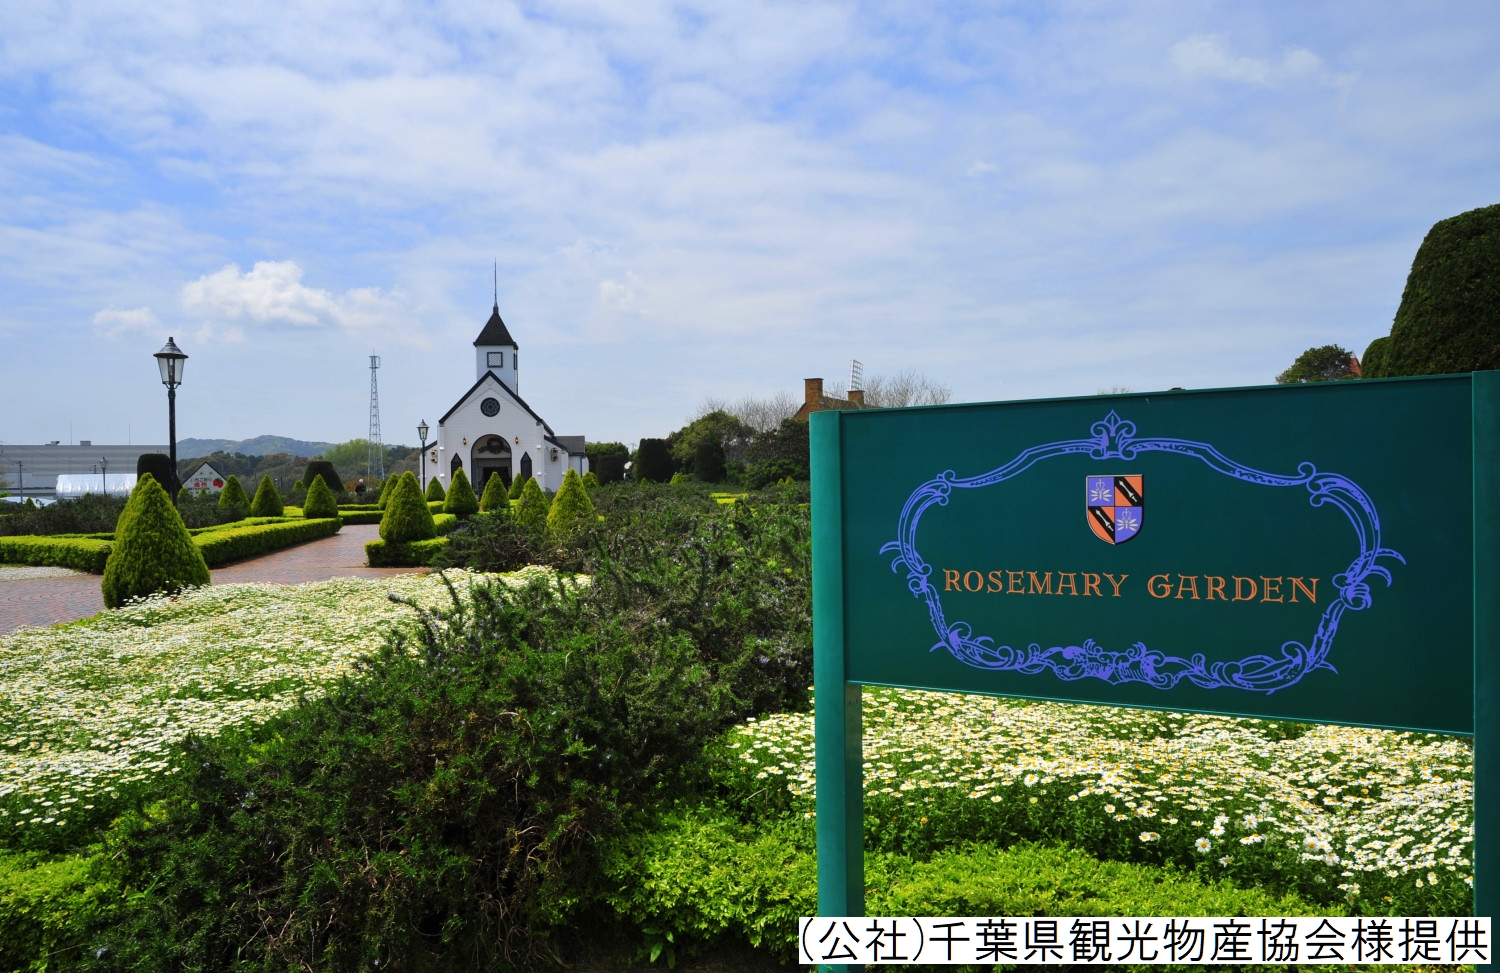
<box><xmin>0</xmin><ymin>536</ymin><xmax>112</xmax><ymax>573</ymax></box>
<box><xmin>0</xmin><ymin>518</ymin><xmax>343</xmax><ymax>574</ymax></box>
<box><xmin>364</xmin><ymin>536</ymin><xmax>449</xmax><ymax>567</ymax></box>
<box><xmin>195</xmin><ymin>518</ymin><xmax>342</xmax><ymax>566</ymax></box>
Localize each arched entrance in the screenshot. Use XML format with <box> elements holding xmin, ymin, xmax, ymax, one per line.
<box><xmin>471</xmin><ymin>435</ymin><xmax>512</xmax><ymax>493</ymax></box>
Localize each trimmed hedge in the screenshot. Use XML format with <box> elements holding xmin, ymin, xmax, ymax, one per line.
<box><xmin>364</xmin><ymin>536</ymin><xmax>450</xmax><ymax>567</ymax></box>
<box><xmin>547</xmin><ymin>468</ymin><xmax>594</xmax><ymax>538</ymax></box>
<box><xmin>0</xmin><ymin>518</ymin><xmax>342</xmax><ymax>574</ymax></box>
<box><xmin>602</xmin><ymin>813</ymin><xmax>1328</xmax><ymax>964</ymax></box>
<box><xmin>102</xmin><ymin>475</ymin><xmax>210</xmax><ymax>609</ymax></box>
<box><xmin>443</xmin><ymin>468</ymin><xmax>479</xmax><ymax>518</ymax></box>
<box><xmin>1368</xmin><ymin>202</ymin><xmax>1500</xmax><ymax>376</ymax></box>
<box><xmin>218</xmin><ymin>475</ymin><xmax>248</xmax><ymax>508</ymax></box>
<box><xmin>302</xmin><ymin>475</ymin><xmax>339</xmax><ymax>519</ymax></box>
<box><xmin>0</xmin><ymin>850</ymin><xmax>110</xmax><ymax>973</ymax></box>
<box><xmin>303</xmin><ymin>460</ymin><xmax>343</xmax><ymax>494</ymax></box>
<box><xmin>249</xmin><ymin>475</ymin><xmax>284</xmax><ymax>518</ymax></box>
<box><xmin>0</xmin><ymin>535</ymin><xmax>112</xmax><ymax>573</ymax></box>
<box><xmin>333</xmin><ymin>510</ymin><xmax>383</xmax><ymax>525</ymax></box>
<box><xmin>194</xmin><ymin>517</ymin><xmax>342</xmax><ymax>566</ymax></box>
<box><xmin>516</xmin><ymin>476</ymin><xmax>549</xmax><ymax>537</ymax></box>
<box><xmin>136</xmin><ymin>453</ymin><xmax>174</xmax><ymax>495</ymax></box>
<box><xmin>425</xmin><ymin>476</ymin><xmax>446</xmax><ymax>502</ymax></box>
<box><xmin>380</xmin><ymin>471</ymin><xmax>437</xmax><ymax>543</ymax></box>
<box><xmin>479</xmin><ymin>472</ymin><xmax>508</xmax><ymax>513</ymax></box>
<box><xmin>1361</xmin><ymin>335</ymin><xmax>1392</xmax><ymax>378</ymax></box>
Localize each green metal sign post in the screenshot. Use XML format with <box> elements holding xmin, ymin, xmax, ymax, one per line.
<box><xmin>812</xmin><ymin>372</ymin><xmax>1498</xmax><ymax>922</ymax></box>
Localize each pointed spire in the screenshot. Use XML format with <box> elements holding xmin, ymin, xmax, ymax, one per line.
<box><xmin>493</xmin><ymin>260</ymin><xmax>498</xmax><ymax>310</ymax></box>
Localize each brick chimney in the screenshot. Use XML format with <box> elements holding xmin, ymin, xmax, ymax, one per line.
<box><xmin>848</xmin><ymin>389</ymin><xmax>865</xmax><ymax>407</ymax></box>
<box><xmin>804</xmin><ymin>378</ymin><xmax>824</xmax><ymax>410</ymax></box>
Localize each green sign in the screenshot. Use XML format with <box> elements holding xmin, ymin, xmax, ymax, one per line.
<box><xmin>811</xmin><ymin>372</ymin><xmax>1498</xmax><ymax>921</ymax></box>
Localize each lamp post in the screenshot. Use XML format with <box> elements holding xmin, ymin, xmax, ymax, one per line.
<box><xmin>101</xmin><ymin>457</ymin><xmax>108</xmax><ymax>496</ymax></box>
<box><xmin>154</xmin><ymin>337</ymin><xmax>187</xmax><ymax>504</ymax></box>
<box><xmin>417</xmin><ymin>420</ymin><xmax>430</xmax><ymax>491</ymax></box>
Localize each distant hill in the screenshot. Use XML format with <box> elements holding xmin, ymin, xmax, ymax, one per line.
<box><xmin>178</xmin><ymin>435</ymin><xmax>338</xmax><ymax>458</ymax></box>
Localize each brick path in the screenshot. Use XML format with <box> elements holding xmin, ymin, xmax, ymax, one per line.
<box><xmin>0</xmin><ymin>524</ymin><xmax>425</xmax><ymax>636</ymax></box>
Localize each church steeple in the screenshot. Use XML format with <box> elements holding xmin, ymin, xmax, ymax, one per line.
<box><xmin>473</xmin><ymin>276</ymin><xmax>520</xmax><ymax>392</ymax></box>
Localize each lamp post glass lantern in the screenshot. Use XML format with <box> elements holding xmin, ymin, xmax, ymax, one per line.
<box><xmin>417</xmin><ymin>420</ymin><xmax>430</xmax><ymax>491</ymax></box>
<box><xmin>153</xmin><ymin>337</ymin><xmax>187</xmax><ymax>503</ymax></box>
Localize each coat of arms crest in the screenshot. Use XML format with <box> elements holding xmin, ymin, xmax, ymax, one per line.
<box><xmin>1086</xmin><ymin>474</ymin><xmax>1143</xmax><ymax>544</ymax></box>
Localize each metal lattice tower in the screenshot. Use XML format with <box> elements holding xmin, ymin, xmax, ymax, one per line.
<box><xmin>367</xmin><ymin>355</ymin><xmax>384</xmax><ymax>480</ymax></box>
<box><xmin>849</xmin><ymin>358</ymin><xmax>864</xmax><ymax>392</ymax></box>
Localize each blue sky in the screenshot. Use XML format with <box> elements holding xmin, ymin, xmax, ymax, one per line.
<box><xmin>1</xmin><ymin>1</ymin><xmax>1496</xmax><ymax>449</ymax></box>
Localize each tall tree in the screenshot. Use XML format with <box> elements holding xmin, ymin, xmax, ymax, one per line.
<box><xmin>1275</xmin><ymin>345</ymin><xmax>1359</xmax><ymax>384</ymax></box>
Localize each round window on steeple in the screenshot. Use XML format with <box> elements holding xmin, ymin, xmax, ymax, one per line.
<box><xmin>480</xmin><ymin>397</ymin><xmax>500</xmax><ymax>417</ymax></box>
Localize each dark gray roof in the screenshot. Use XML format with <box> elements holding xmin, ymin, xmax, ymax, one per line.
<box><xmin>553</xmin><ymin>435</ymin><xmax>586</xmax><ymax>455</ymax></box>
<box><xmin>473</xmin><ymin>303</ymin><xmax>517</xmax><ymax>347</ymax></box>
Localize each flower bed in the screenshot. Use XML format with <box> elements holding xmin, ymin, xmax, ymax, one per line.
<box><xmin>0</xmin><ymin>569</ymin><xmax>552</xmax><ymax>848</ymax></box>
<box><xmin>721</xmin><ymin>687</ymin><xmax>1473</xmax><ymax>915</ymax></box>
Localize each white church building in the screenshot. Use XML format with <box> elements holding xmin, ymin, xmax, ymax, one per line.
<box><xmin>425</xmin><ymin>301</ymin><xmax>587</xmax><ymax>496</ymax></box>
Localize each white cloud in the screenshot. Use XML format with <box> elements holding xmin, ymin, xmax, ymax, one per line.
<box><xmin>599</xmin><ymin>271</ymin><xmax>647</xmax><ymax>315</ymax></box>
<box><xmin>179</xmin><ymin>261</ymin><xmax>416</xmax><ymax>335</ymax></box>
<box><xmin>92</xmin><ymin>306</ymin><xmax>160</xmax><ymax>337</ymax></box>
<box><xmin>1169</xmin><ymin>34</ymin><xmax>1322</xmax><ymax>86</ymax></box>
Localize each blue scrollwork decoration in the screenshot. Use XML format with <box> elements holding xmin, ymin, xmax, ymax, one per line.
<box><xmin>878</xmin><ymin>411</ymin><xmax>1404</xmax><ymax>694</ymax></box>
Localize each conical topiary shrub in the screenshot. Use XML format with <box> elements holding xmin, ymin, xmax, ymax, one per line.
<box><xmin>376</xmin><ymin>476</ymin><xmax>395</xmax><ymax>509</ymax></box>
<box><xmin>581</xmin><ymin>471</ymin><xmax>600</xmax><ymax>492</ymax></box>
<box><xmin>136</xmin><ymin>453</ymin><xmax>174</xmax><ymax>497</ymax></box>
<box><xmin>303</xmin><ymin>460</ymin><xmax>344</xmax><ymax>494</ymax></box>
<box><xmin>515</xmin><ymin>476</ymin><xmax>549</xmax><ymax>538</ymax></box>
<box><xmin>293</xmin><ymin>479</ymin><xmax>305</xmax><ymax>491</ymax></box>
<box><xmin>249</xmin><ymin>474</ymin><xmax>284</xmax><ymax>517</ymax></box>
<box><xmin>303</xmin><ymin>474</ymin><xmax>339</xmax><ymax>519</ymax></box>
<box><xmin>218</xmin><ymin>474</ymin><xmax>248</xmax><ymax>508</ymax></box>
<box><xmin>101</xmin><ymin>473</ymin><xmax>211</xmax><ymax>609</ymax></box>
<box><xmin>425</xmin><ymin>476</ymin><xmax>446</xmax><ymax>502</ymax></box>
<box><xmin>508</xmin><ymin>473</ymin><xmax>527</xmax><ymax>500</ymax></box>
<box><xmin>479</xmin><ymin>472</ymin><xmax>509</xmax><ymax>514</ymax></box>
<box><xmin>444</xmin><ymin>467</ymin><xmax>479</xmax><ymax>518</ymax></box>
<box><xmin>547</xmin><ymin>468</ymin><xmax>595</xmax><ymax>538</ymax></box>
<box><xmin>381</xmin><ymin>471</ymin><xmax>437</xmax><ymax>542</ymax></box>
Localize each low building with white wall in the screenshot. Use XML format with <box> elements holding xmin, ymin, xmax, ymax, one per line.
<box><xmin>427</xmin><ymin>301</ymin><xmax>587</xmax><ymax>496</ymax></box>
<box><xmin>0</xmin><ymin>443</ymin><xmax>169</xmax><ymax>500</ymax></box>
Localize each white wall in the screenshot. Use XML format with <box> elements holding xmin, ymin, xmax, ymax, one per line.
<box><xmin>473</xmin><ymin>346</ymin><xmax>519</xmax><ymax>393</ymax></box>
<box><xmin>433</xmin><ymin>374</ymin><xmax>573</xmax><ymax>493</ymax></box>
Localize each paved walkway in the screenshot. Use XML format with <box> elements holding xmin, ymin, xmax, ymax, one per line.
<box><xmin>0</xmin><ymin>524</ymin><xmax>426</xmax><ymax>636</ymax></box>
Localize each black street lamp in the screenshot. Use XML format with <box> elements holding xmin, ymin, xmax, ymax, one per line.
<box><xmin>417</xmin><ymin>420</ymin><xmax>430</xmax><ymax>490</ymax></box>
<box><xmin>154</xmin><ymin>337</ymin><xmax>188</xmax><ymax>503</ymax></box>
